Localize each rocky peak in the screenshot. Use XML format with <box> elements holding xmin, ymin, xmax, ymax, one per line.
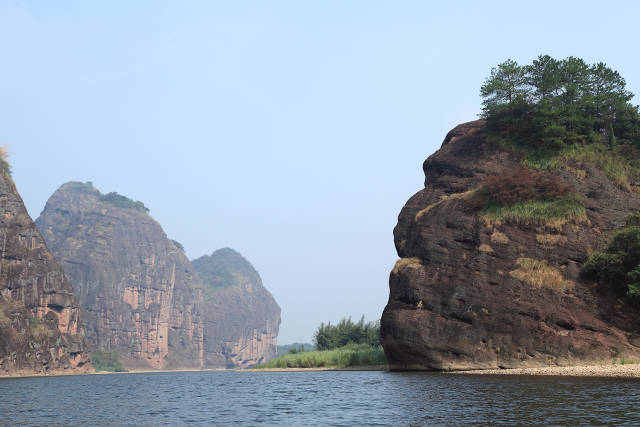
<box><xmin>36</xmin><ymin>182</ymin><xmax>204</xmax><ymax>369</ymax></box>
<box><xmin>193</xmin><ymin>248</ymin><xmax>280</xmax><ymax>368</ymax></box>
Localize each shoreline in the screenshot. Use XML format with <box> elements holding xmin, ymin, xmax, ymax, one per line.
<box><xmin>3</xmin><ymin>363</ymin><xmax>640</xmax><ymax>379</ymax></box>
<box><xmin>0</xmin><ymin>367</ymin><xmax>227</xmax><ymax>380</ymax></box>
<box><xmin>452</xmin><ymin>363</ymin><xmax>640</xmax><ymax>378</ymax></box>
<box><xmin>237</xmin><ymin>365</ymin><xmax>389</xmax><ymax>372</ymax></box>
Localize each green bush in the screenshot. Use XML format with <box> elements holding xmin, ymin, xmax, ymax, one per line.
<box><xmin>313</xmin><ymin>316</ymin><xmax>380</xmax><ymax>351</ymax></box>
<box><xmin>582</xmin><ymin>219</ymin><xmax>640</xmax><ymax>297</ymax></box>
<box><xmin>171</xmin><ymin>239</ymin><xmax>185</xmax><ymax>252</ymax></box>
<box><xmin>91</xmin><ymin>350</ymin><xmax>127</xmax><ymax>372</ymax></box>
<box><xmin>65</xmin><ymin>181</ymin><xmax>100</xmax><ymax>194</ymax></box>
<box><xmin>99</xmin><ymin>192</ymin><xmax>149</xmax><ymax>212</ymax></box>
<box><xmin>257</xmin><ymin>343</ymin><xmax>386</xmax><ymax>369</ymax></box>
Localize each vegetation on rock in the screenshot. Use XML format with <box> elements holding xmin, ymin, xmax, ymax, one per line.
<box><xmin>479</xmin><ymin>167</ymin><xmax>569</xmax><ymax>205</ymax></box>
<box><xmin>170</xmin><ymin>239</ymin><xmax>185</xmax><ymax>252</ymax></box>
<box><xmin>91</xmin><ymin>350</ymin><xmax>127</xmax><ymax>372</ymax></box>
<box><xmin>582</xmin><ymin>215</ymin><xmax>640</xmax><ymax>297</ymax></box>
<box><xmin>480</xmin><ymin>193</ymin><xmax>586</xmax><ymax>227</ymax></box>
<box><xmin>192</xmin><ymin>248</ymin><xmax>261</xmax><ymax>289</ymax></box>
<box><xmin>99</xmin><ymin>192</ymin><xmax>150</xmax><ymax>212</ymax></box>
<box><xmin>471</xmin><ymin>167</ymin><xmax>586</xmax><ymax>226</ymax></box>
<box><xmin>481</xmin><ymin>55</ymin><xmax>640</xmax><ymax>190</ymax></box>
<box><xmin>510</xmin><ymin>258</ymin><xmax>574</xmax><ymax>291</ymax></box>
<box><xmin>481</xmin><ymin>55</ymin><xmax>639</xmax><ymax>151</ymax></box>
<box><xmin>0</xmin><ymin>146</ymin><xmax>10</xmax><ymax>176</ymax></box>
<box><xmin>65</xmin><ymin>181</ymin><xmax>100</xmax><ymax>194</ymax></box>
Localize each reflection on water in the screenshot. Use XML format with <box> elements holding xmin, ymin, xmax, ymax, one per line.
<box><xmin>0</xmin><ymin>370</ymin><xmax>638</xmax><ymax>425</ymax></box>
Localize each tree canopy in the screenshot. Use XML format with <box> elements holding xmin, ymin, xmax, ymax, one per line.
<box><xmin>481</xmin><ymin>55</ymin><xmax>639</xmax><ymax>150</ymax></box>
<box><xmin>312</xmin><ymin>316</ymin><xmax>380</xmax><ymax>351</ymax></box>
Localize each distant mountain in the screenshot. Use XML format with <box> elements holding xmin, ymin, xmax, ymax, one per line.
<box><xmin>193</xmin><ymin>248</ymin><xmax>281</xmax><ymax>368</ymax></box>
<box><xmin>36</xmin><ymin>182</ymin><xmax>204</xmax><ymax>369</ymax></box>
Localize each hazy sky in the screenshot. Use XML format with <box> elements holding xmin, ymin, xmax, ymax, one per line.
<box><xmin>1</xmin><ymin>1</ymin><xmax>638</xmax><ymax>343</ymax></box>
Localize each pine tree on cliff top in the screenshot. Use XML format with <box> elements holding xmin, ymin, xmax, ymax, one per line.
<box><xmin>480</xmin><ymin>55</ymin><xmax>638</xmax><ymax>149</ymax></box>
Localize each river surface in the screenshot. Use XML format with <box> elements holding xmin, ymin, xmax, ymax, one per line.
<box><xmin>0</xmin><ymin>370</ymin><xmax>639</xmax><ymax>426</ymax></box>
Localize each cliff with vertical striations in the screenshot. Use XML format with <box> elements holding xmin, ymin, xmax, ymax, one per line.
<box><xmin>0</xmin><ymin>173</ymin><xmax>90</xmax><ymax>376</ymax></box>
<box><xmin>193</xmin><ymin>248</ymin><xmax>280</xmax><ymax>368</ymax></box>
<box><xmin>35</xmin><ymin>182</ymin><xmax>204</xmax><ymax>369</ymax></box>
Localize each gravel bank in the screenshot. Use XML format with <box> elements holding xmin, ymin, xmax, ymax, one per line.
<box><xmin>453</xmin><ymin>364</ymin><xmax>640</xmax><ymax>378</ymax></box>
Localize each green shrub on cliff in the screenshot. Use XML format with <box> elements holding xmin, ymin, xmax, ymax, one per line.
<box><xmin>65</xmin><ymin>181</ymin><xmax>100</xmax><ymax>194</ymax></box>
<box><xmin>91</xmin><ymin>350</ymin><xmax>127</xmax><ymax>372</ymax></box>
<box><xmin>582</xmin><ymin>218</ymin><xmax>640</xmax><ymax>297</ymax></box>
<box><xmin>99</xmin><ymin>192</ymin><xmax>149</xmax><ymax>213</ymax></box>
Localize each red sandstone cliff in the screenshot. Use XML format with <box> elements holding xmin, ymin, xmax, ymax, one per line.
<box><xmin>381</xmin><ymin>121</ymin><xmax>640</xmax><ymax>370</ymax></box>
<box><xmin>0</xmin><ymin>174</ymin><xmax>91</xmax><ymax>375</ymax></box>
<box><xmin>35</xmin><ymin>182</ymin><xmax>204</xmax><ymax>369</ymax></box>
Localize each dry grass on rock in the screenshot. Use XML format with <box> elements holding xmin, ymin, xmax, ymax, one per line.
<box><xmin>509</xmin><ymin>257</ymin><xmax>574</xmax><ymax>291</ymax></box>
<box><xmin>536</xmin><ymin>233</ymin><xmax>568</xmax><ymax>248</ymax></box>
<box><xmin>392</xmin><ymin>257</ymin><xmax>422</xmax><ymax>275</ymax></box>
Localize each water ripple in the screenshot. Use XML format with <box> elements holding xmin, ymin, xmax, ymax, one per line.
<box><xmin>0</xmin><ymin>371</ymin><xmax>639</xmax><ymax>425</ymax></box>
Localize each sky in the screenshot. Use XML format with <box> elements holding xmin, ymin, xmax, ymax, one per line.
<box><xmin>1</xmin><ymin>1</ymin><xmax>639</xmax><ymax>343</ymax></box>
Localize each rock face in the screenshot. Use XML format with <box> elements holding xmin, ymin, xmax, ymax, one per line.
<box><xmin>192</xmin><ymin>248</ymin><xmax>280</xmax><ymax>368</ymax></box>
<box><xmin>0</xmin><ymin>174</ymin><xmax>90</xmax><ymax>375</ymax></box>
<box><xmin>381</xmin><ymin>120</ymin><xmax>640</xmax><ymax>371</ymax></box>
<box><xmin>36</xmin><ymin>182</ymin><xmax>204</xmax><ymax>369</ymax></box>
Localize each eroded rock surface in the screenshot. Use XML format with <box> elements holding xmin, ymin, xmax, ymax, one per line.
<box><xmin>0</xmin><ymin>174</ymin><xmax>90</xmax><ymax>375</ymax></box>
<box><xmin>36</xmin><ymin>182</ymin><xmax>204</xmax><ymax>369</ymax></box>
<box><xmin>193</xmin><ymin>248</ymin><xmax>280</xmax><ymax>368</ymax></box>
<box><xmin>381</xmin><ymin>121</ymin><xmax>640</xmax><ymax>370</ymax></box>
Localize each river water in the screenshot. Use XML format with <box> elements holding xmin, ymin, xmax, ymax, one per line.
<box><xmin>0</xmin><ymin>370</ymin><xmax>639</xmax><ymax>425</ymax></box>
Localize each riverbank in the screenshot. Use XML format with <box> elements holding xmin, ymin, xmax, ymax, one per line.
<box><xmin>0</xmin><ymin>367</ymin><xmax>226</xmax><ymax>380</ymax></box>
<box><xmin>238</xmin><ymin>364</ymin><xmax>388</xmax><ymax>372</ymax></box>
<box><xmin>4</xmin><ymin>363</ymin><xmax>640</xmax><ymax>379</ymax></box>
<box><xmin>454</xmin><ymin>363</ymin><xmax>640</xmax><ymax>378</ymax></box>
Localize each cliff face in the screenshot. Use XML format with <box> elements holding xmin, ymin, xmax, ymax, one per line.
<box><xmin>381</xmin><ymin>121</ymin><xmax>640</xmax><ymax>370</ymax></box>
<box><xmin>0</xmin><ymin>174</ymin><xmax>90</xmax><ymax>375</ymax></box>
<box><xmin>193</xmin><ymin>248</ymin><xmax>280</xmax><ymax>368</ymax></box>
<box><xmin>35</xmin><ymin>183</ymin><xmax>204</xmax><ymax>369</ymax></box>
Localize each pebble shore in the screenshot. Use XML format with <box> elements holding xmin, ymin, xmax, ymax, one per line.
<box><xmin>455</xmin><ymin>364</ymin><xmax>640</xmax><ymax>378</ymax></box>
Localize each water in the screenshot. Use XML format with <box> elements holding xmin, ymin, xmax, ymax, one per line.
<box><xmin>0</xmin><ymin>370</ymin><xmax>639</xmax><ymax>426</ymax></box>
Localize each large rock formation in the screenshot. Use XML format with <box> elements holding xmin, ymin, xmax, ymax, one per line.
<box><xmin>36</xmin><ymin>182</ymin><xmax>204</xmax><ymax>369</ymax></box>
<box><xmin>0</xmin><ymin>174</ymin><xmax>90</xmax><ymax>375</ymax></box>
<box><xmin>381</xmin><ymin>121</ymin><xmax>640</xmax><ymax>370</ymax></box>
<box><xmin>193</xmin><ymin>248</ymin><xmax>280</xmax><ymax>368</ymax></box>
